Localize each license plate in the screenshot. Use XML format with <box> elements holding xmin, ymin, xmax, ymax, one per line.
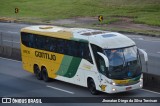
<box><xmin>126</xmin><ymin>87</ymin><xmax>132</xmax><ymax>90</ymax></box>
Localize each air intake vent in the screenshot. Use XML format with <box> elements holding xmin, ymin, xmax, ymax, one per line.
<box><xmin>39</xmin><ymin>26</ymin><xmax>53</xmax><ymax>29</ymax></box>
<box><xmin>102</xmin><ymin>34</ymin><xmax>116</xmax><ymax>38</ymax></box>
<box><xmin>81</xmin><ymin>31</ymin><xmax>105</xmax><ymax>36</ymax></box>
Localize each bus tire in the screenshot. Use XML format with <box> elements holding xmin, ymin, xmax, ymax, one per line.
<box><xmin>42</xmin><ymin>67</ymin><xmax>50</xmax><ymax>82</ymax></box>
<box><xmin>88</xmin><ymin>78</ymin><xmax>98</xmax><ymax>95</ymax></box>
<box><xmin>34</xmin><ymin>65</ymin><xmax>42</xmax><ymax>80</ymax></box>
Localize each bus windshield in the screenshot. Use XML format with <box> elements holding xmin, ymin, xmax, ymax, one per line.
<box><xmin>104</xmin><ymin>46</ymin><xmax>141</xmax><ymax>80</ymax></box>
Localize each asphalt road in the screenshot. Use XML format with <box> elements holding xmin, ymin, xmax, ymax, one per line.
<box><xmin>0</xmin><ymin>57</ymin><xmax>160</xmax><ymax>106</ymax></box>
<box><xmin>0</xmin><ymin>22</ymin><xmax>160</xmax><ymax>75</ymax></box>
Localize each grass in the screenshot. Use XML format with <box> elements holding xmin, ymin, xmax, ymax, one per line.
<box><xmin>0</xmin><ymin>0</ymin><xmax>160</xmax><ymax>26</ymax></box>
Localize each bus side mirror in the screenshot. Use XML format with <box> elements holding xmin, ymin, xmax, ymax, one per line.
<box><xmin>138</xmin><ymin>48</ymin><xmax>148</xmax><ymax>73</ymax></box>
<box><xmin>97</xmin><ymin>52</ymin><xmax>109</xmax><ymax>68</ymax></box>
<box><xmin>138</xmin><ymin>48</ymin><xmax>148</xmax><ymax>62</ymax></box>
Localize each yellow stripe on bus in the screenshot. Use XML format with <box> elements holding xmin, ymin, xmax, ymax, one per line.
<box><xmin>21</xmin><ymin>29</ymin><xmax>73</xmax><ymax>40</ymax></box>
<box><xmin>113</xmin><ymin>79</ymin><xmax>130</xmax><ymax>85</ymax></box>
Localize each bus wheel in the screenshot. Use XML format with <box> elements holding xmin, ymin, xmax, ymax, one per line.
<box><xmin>42</xmin><ymin>67</ymin><xmax>50</xmax><ymax>82</ymax></box>
<box><xmin>88</xmin><ymin>79</ymin><xmax>98</xmax><ymax>95</ymax></box>
<box><xmin>34</xmin><ymin>65</ymin><xmax>42</xmax><ymax>80</ymax></box>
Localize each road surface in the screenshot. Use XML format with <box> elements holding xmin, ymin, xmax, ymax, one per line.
<box><xmin>0</xmin><ymin>57</ymin><xmax>160</xmax><ymax>106</ymax></box>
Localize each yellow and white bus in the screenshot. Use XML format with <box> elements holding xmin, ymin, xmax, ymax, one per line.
<box><xmin>20</xmin><ymin>25</ymin><xmax>148</xmax><ymax>94</ymax></box>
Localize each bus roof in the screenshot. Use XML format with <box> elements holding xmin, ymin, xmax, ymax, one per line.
<box><xmin>21</xmin><ymin>25</ymin><xmax>135</xmax><ymax>49</ymax></box>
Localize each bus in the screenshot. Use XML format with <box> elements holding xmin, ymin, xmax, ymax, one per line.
<box><xmin>20</xmin><ymin>25</ymin><xmax>148</xmax><ymax>94</ymax></box>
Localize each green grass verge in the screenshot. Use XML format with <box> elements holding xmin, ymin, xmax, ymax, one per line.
<box><xmin>0</xmin><ymin>0</ymin><xmax>160</xmax><ymax>26</ymax></box>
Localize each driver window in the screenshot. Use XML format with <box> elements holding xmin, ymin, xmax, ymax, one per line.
<box><xmin>97</xmin><ymin>55</ymin><xmax>107</xmax><ymax>75</ymax></box>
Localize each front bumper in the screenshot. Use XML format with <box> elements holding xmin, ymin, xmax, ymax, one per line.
<box><xmin>105</xmin><ymin>80</ymin><xmax>143</xmax><ymax>93</ymax></box>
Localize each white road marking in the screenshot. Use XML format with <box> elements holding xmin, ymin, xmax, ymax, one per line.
<box><xmin>141</xmin><ymin>49</ymin><xmax>146</xmax><ymax>51</ymax></box>
<box><xmin>141</xmin><ymin>89</ymin><xmax>160</xmax><ymax>95</ymax></box>
<box><xmin>141</xmin><ymin>40</ymin><xmax>160</xmax><ymax>43</ymax></box>
<box><xmin>157</xmin><ymin>52</ymin><xmax>160</xmax><ymax>54</ymax></box>
<box><xmin>7</xmin><ymin>31</ymin><xmax>19</xmax><ymax>34</ymax></box>
<box><xmin>130</xmin><ymin>37</ymin><xmax>160</xmax><ymax>43</ymax></box>
<box><xmin>3</xmin><ymin>40</ymin><xmax>20</xmax><ymax>43</ymax></box>
<box><xmin>46</xmin><ymin>85</ymin><xmax>74</xmax><ymax>94</ymax></box>
<box><xmin>138</xmin><ymin>38</ymin><xmax>144</xmax><ymax>40</ymax></box>
<box><xmin>0</xmin><ymin>57</ymin><xmax>21</xmax><ymax>63</ymax></box>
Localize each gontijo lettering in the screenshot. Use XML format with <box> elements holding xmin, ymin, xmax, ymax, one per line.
<box><xmin>35</xmin><ymin>51</ymin><xmax>56</xmax><ymax>61</ymax></box>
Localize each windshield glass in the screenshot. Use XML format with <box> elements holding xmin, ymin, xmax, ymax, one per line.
<box><xmin>104</xmin><ymin>46</ymin><xmax>141</xmax><ymax>80</ymax></box>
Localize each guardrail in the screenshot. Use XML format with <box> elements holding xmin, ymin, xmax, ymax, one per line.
<box><xmin>0</xmin><ymin>32</ymin><xmax>20</xmax><ymax>48</ymax></box>
<box><xmin>0</xmin><ymin>46</ymin><xmax>21</xmax><ymax>61</ymax></box>
<box><xmin>0</xmin><ymin>32</ymin><xmax>21</xmax><ymax>60</ymax></box>
<box><xmin>143</xmin><ymin>72</ymin><xmax>160</xmax><ymax>92</ymax></box>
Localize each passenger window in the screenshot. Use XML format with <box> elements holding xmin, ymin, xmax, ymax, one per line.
<box><xmin>56</xmin><ymin>39</ymin><xmax>63</xmax><ymax>54</ymax></box>
<box><xmin>28</xmin><ymin>34</ymin><xmax>35</xmax><ymax>48</ymax></box>
<box><xmin>35</xmin><ymin>35</ymin><xmax>45</xmax><ymax>50</ymax></box>
<box><xmin>21</xmin><ymin>32</ymin><xmax>30</xmax><ymax>47</ymax></box>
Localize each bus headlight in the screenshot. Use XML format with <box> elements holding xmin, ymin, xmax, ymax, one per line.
<box><xmin>140</xmin><ymin>78</ymin><xmax>143</xmax><ymax>82</ymax></box>
<box><xmin>140</xmin><ymin>84</ymin><xmax>143</xmax><ymax>87</ymax></box>
<box><xmin>112</xmin><ymin>88</ymin><xmax>116</xmax><ymax>92</ymax></box>
<box><xmin>112</xmin><ymin>82</ymin><xmax>116</xmax><ymax>86</ymax></box>
<box><xmin>107</xmin><ymin>80</ymin><xmax>116</xmax><ymax>86</ymax></box>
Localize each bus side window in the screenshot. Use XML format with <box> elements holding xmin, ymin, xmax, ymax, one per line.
<box><xmin>28</xmin><ymin>34</ymin><xmax>35</xmax><ymax>48</ymax></box>
<box><xmin>78</xmin><ymin>42</ymin><xmax>84</xmax><ymax>57</ymax></box>
<box><xmin>91</xmin><ymin>44</ymin><xmax>103</xmax><ymax>67</ymax></box>
<box><xmin>91</xmin><ymin>44</ymin><xmax>108</xmax><ymax>74</ymax></box>
<box><xmin>82</xmin><ymin>43</ymin><xmax>93</xmax><ymax>63</ymax></box>
<box><xmin>45</xmin><ymin>37</ymin><xmax>53</xmax><ymax>52</ymax></box>
<box><xmin>66</xmin><ymin>40</ymin><xmax>75</xmax><ymax>57</ymax></box>
<box><xmin>45</xmin><ymin>37</ymin><xmax>50</xmax><ymax>51</ymax></box>
<box><xmin>21</xmin><ymin>32</ymin><xmax>30</xmax><ymax>47</ymax></box>
<box><xmin>35</xmin><ymin>35</ymin><xmax>46</xmax><ymax>50</ymax></box>
<box><xmin>49</xmin><ymin>37</ymin><xmax>57</xmax><ymax>52</ymax></box>
<box><xmin>74</xmin><ymin>41</ymin><xmax>79</xmax><ymax>57</ymax></box>
<box><xmin>56</xmin><ymin>39</ymin><xmax>65</xmax><ymax>54</ymax></box>
<box><xmin>64</xmin><ymin>40</ymin><xmax>70</xmax><ymax>55</ymax></box>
